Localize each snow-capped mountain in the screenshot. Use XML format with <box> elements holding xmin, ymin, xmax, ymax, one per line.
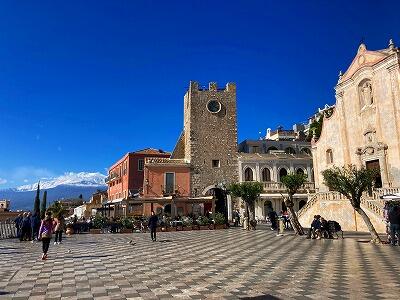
<box><xmin>17</xmin><ymin>172</ymin><xmax>106</xmax><ymax>191</ymax></box>
<box><xmin>0</xmin><ymin>172</ymin><xmax>107</xmax><ymax>211</ymax></box>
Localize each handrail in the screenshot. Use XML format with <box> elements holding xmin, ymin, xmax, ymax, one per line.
<box><xmin>0</xmin><ymin>221</ymin><xmax>17</xmax><ymax>239</ymax></box>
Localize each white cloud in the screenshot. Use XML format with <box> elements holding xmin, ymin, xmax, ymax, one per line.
<box><xmin>0</xmin><ymin>178</ymin><xmax>7</xmax><ymax>185</ymax></box>
<box><xmin>23</xmin><ymin>179</ymin><xmax>29</xmax><ymax>183</ymax></box>
<box><xmin>12</xmin><ymin>166</ymin><xmax>55</xmax><ymax>181</ymax></box>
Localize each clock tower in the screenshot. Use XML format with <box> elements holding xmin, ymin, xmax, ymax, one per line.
<box><xmin>173</xmin><ymin>81</ymin><xmax>238</xmax><ymax>197</ymax></box>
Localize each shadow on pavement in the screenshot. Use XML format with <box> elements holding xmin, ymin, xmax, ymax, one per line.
<box><xmin>241</xmin><ymin>295</ymin><xmax>281</xmax><ymax>300</ymax></box>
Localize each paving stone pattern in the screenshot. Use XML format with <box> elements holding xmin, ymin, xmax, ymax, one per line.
<box><xmin>0</xmin><ymin>227</ymin><xmax>400</xmax><ymax>299</ymax></box>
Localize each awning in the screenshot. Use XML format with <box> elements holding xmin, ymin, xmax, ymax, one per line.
<box><xmin>104</xmin><ymin>198</ymin><xmax>125</xmax><ymax>205</ymax></box>
<box><xmin>380</xmin><ymin>194</ymin><xmax>400</xmax><ymax>200</ymax></box>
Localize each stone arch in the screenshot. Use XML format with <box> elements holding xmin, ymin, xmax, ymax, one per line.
<box><xmin>358</xmin><ymin>78</ymin><xmax>373</xmax><ymax>108</ymax></box>
<box><xmin>261</xmin><ymin>167</ymin><xmax>271</xmax><ymax>182</ymax></box>
<box><xmin>296</xmin><ymin>167</ymin><xmax>305</xmax><ymax>175</ymax></box>
<box><xmin>244</xmin><ymin>167</ymin><xmax>254</xmax><ymax>181</ymax></box>
<box><xmin>278</xmin><ymin>167</ymin><xmax>288</xmax><ymax>182</ymax></box>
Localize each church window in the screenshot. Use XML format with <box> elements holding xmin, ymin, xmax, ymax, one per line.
<box><xmin>244</xmin><ymin>168</ymin><xmax>253</xmax><ymax>181</ymax></box>
<box><xmin>326</xmin><ymin>149</ymin><xmax>333</xmax><ymax>164</ymax></box>
<box><xmin>212</xmin><ymin>160</ymin><xmax>220</xmax><ymax>168</ymax></box>
<box><xmin>296</xmin><ymin>168</ymin><xmax>305</xmax><ymax>175</ymax></box>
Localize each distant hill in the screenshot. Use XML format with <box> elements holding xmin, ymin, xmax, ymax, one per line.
<box><xmin>0</xmin><ymin>172</ymin><xmax>107</xmax><ymax>211</ymax></box>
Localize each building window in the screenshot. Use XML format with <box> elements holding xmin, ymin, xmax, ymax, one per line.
<box><xmin>212</xmin><ymin>160</ymin><xmax>220</xmax><ymax>168</ymax></box>
<box><xmin>165</xmin><ymin>172</ymin><xmax>175</xmax><ymax>194</ymax></box>
<box><xmin>296</xmin><ymin>168</ymin><xmax>305</xmax><ymax>175</ymax></box>
<box><xmin>138</xmin><ymin>159</ymin><xmax>144</xmax><ymax>171</ymax></box>
<box><xmin>326</xmin><ymin>149</ymin><xmax>333</xmax><ymax>164</ymax></box>
<box><xmin>244</xmin><ymin>168</ymin><xmax>253</xmax><ymax>181</ymax></box>
<box><xmin>261</xmin><ymin>168</ymin><xmax>271</xmax><ymax>182</ymax></box>
<box><xmin>279</xmin><ymin>168</ymin><xmax>288</xmax><ymax>182</ymax></box>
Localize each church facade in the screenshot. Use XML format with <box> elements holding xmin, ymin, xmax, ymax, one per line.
<box><xmin>312</xmin><ymin>41</ymin><xmax>400</xmax><ymax>191</ymax></box>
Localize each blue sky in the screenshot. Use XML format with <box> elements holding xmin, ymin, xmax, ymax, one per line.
<box><xmin>0</xmin><ymin>0</ymin><xmax>399</xmax><ymax>188</ymax></box>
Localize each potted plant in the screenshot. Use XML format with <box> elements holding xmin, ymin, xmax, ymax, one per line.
<box><xmin>197</xmin><ymin>216</ymin><xmax>211</xmax><ymax>230</ymax></box>
<box><xmin>90</xmin><ymin>215</ymin><xmax>106</xmax><ymax>234</ymax></box>
<box><xmin>213</xmin><ymin>212</ymin><xmax>226</xmax><ymax>229</ymax></box>
<box><xmin>120</xmin><ymin>217</ymin><xmax>134</xmax><ymax>233</ymax></box>
<box><xmin>182</xmin><ymin>216</ymin><xmax>193</xmax><ymax>231</ymax></box>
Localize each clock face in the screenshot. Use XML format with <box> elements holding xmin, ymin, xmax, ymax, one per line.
<box><xmin>207</xmin><ymin>100</ymin><xmax>221</xmax><ymax>113</ymax></box>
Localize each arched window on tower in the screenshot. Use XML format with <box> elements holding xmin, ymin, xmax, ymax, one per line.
<box><xmin>244</xmin><ymin>168</ymin><xmax>253</xmax><ymax>181</ymax></box>
<box><xmin>261</xmin><ymin>168</ymin><xmax>271</xmax><ymax>182</ymax></box>
<box><xmin>326</xmin><ymin>149</ymin><xmax>333</xmax><ymax>164</ymax></box>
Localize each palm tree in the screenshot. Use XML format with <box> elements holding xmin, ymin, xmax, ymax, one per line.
<box><xmin>322</xmin><ymin>165</ymin><xmax>381</xmax><ymax>243</ymax></box>
<box><xmin>48</xmin><ymin>201</ymin><xmax>65</xmax><ymax>218</ymax></box>
<box><xmin>229</xmin><ymin>182</ymin><xmax>263</xmax><ymax>230</ymax></box>
<box><xmin>281</xmin><ymin>173</ymin><xmax>307</xmax><ymax>235</ymax></box>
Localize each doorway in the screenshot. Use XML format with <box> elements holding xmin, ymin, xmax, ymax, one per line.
<box><xmin>366</xmin><ymin>160</ymin><xmax>382</xmax><ymax>188</ymax></box>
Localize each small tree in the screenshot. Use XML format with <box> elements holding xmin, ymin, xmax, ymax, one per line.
<box><xmin>229</xmin><ymin>182</ymin><xmax>263</xmax><ymax>230</ymax></box>
<box><xmin>322</xmin><ymin>165</ymin><xmax>381</xmax><ymax>243</ymax></box>
<box><xmin>40</xmin><ymin>190</ymin><xmax>47</xmax><ymax>219</ymax></box>
<box><xmin>33</xmin><ymin>182</ymin><xmax>40</xmax><ymax>215</ymax></box>
<box><xmin>281</xmin><ymin>173</ymin><xmax>307</xmax><ymax>235</ymax></box>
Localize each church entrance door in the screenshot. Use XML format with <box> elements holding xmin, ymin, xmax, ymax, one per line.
<box><xmin>366</xmin><ymin>159</ymin><xmax>382</xmax><ymax>188</ymax></box>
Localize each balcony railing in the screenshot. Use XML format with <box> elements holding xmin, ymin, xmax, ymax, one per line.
<box><xmin>262</xmin><ymin>181</ymin><xmax>315</xmax><ymax>193</ymax></box>
<box><xmin>105</xmin><ymin>173</ymin><xmax>120</xmax><ymax>184</ymax></box>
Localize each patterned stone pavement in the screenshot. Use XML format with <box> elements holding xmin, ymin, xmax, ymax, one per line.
<box><xmin>0</xmin><ymin>226</ymin><xmax>400</xmax><ymax>300</ymax></box>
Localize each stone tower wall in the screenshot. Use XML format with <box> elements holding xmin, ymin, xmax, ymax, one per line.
<box><xmin>184</xmin><ymin>81</ymin><xmax>239</xmax><ymax>196</ymax></box>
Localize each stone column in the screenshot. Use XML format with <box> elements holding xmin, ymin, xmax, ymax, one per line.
<box><xmin>227</xmin><ymin>195</ymin><xmax>232</xmax><ymax>222</ymax></box>
<box><xmin>255</xmin><ymin>163</ymin><xmax>260</xmax><ymax>182</ymax></box>
<box><xmin>272</xmin><ymin>164</ymin><xmax>278</xmax><ymax>181</ymax></box>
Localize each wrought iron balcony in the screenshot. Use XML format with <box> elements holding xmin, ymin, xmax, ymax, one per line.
<box><xmin>105</xmin><ymin>173</ymin><xmax>120</xmax><ymax>184</ymax></box>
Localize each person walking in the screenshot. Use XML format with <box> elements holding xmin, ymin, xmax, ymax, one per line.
<box><xmin>388</xmin><ymin>206</ymin><xmax>400</xmax><ymax>246</ymax></box>
<box><xmin>31</xmin><ymin>212</ymin><xmax>40</xmax><ymax>242</ymax></box>
<box><xmin>19</xmin><ymin>213</ymin><xmax>31</xmax><ymax>241</ymax></box>
<box><xmin>38</xmin><ymin>211</ymin><xmax>54</xmax><ymax>260</ymax></box>
<box><xmin>148</xmin><ymin>211</ymin><xmax>158</xmax><ymax>242</ymax></box>
<box><xmin>54</xmin><ymin>214</ymin><xmax>64</xmax><ymax>245</ymax></box>
<box><xmin>14</xmin><ymin>213</ymin><xmax>23</xmax><ymax>238</ymax></box>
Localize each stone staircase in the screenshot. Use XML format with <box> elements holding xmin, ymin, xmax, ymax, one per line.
<box><xmin>297</xmin><ymin>188</ymin><xmax>399</xmax><ymax>233</ymax></box>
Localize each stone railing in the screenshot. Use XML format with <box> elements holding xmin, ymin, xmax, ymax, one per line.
<box><xmin>297</xmin><ymin>189</ymin><xmax>396</xmax><ymax>220</ymax></box>
<box><xmin>0</xmin><ymin>221</ymin><xmax>17</xmax><ymax>239</ymax></box>
<box><xmin>297</xmin><ymin>193</ymin><xmax>320</xmax><ymax>218</ymax></box>
<box><xmin>263</xmin><ymin>182</ymin><xmax>315</xmax><ymax>193</ymax></box>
